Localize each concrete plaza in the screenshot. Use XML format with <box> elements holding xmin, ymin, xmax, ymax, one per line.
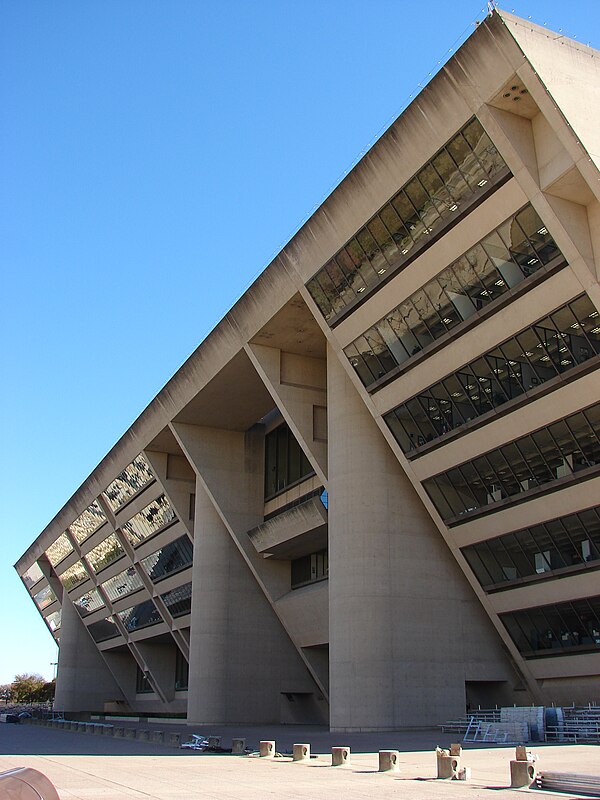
<box><xmin>1</xmin><ymin>723</ymin><xmax>599</xmax><ymax>799</ymax></box>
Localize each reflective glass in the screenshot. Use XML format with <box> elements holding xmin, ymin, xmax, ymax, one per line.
<box><xmin>58</xmin><ymin>560</ymin><xmax>89</xmax><ymax>591</ymax></box>
<box><xmin>101</xmin><ymin>565</ymin><xmax>144</xmax><ymax>603</ymax></box>
<box><xmin>264</xmin><ymin>423</ymin><xmax>314</xmax><ymax>500</ymax></box>
<box><xmin>88</xmin><ymin>616</ymin><xmax>119</xmax><ymax>642</ymax></box>
<box><xmin>307</xmin><ymin>119</ymin><xmax>509</xmax><ymax>322</ymax></box>
<box><xmin>121</xmin><ymin>494</ymin><xmax>176</xmax><ymax>546</ymax></box>
<box><xmin>46</xmin><ymin>533</ymin><xmax>74</xmax><ymax>567</ymax></box>
<box><xmin>348</xmin><ymin>205</ymin><xmax>564</xmax><ymax>388</ymax></box>
<box><xmin>70</xmin><ymin>501</ymin><xmax>107</xmax><ymax>544</ymax></box>
<box><xmin>103</xmin><ymin>453</ymin><xmax>154</xmax><ymax>511</ymax></box>
<box><xmin>386</xmin><ymin>294</ymin><xmax>599</xmax><ymax>452</ymax></box>
<box><xmin>85</xmin><ymin>533</ymin><xmax>125</xmax><ymax>573</ymax></box>
<box><xmin>175</xmin><ymin>649</ymin><xmax>189</xmax><ymax>690</ymax></box>
<box><xmin>140</xmin><ymin>535</ymin><xmax>193</xmax><ymax>583</ymax></box>
<box><xmin>73</xmin><ymin>588</ymin><xmax>105</xmax><ymax>617</ymax></box>
<box><xmin>33</xmin><ymin>584</ymin><xmax>56</xmax><ymax>610</ymax></box>
<box><xmin>291</xmin><ymin>549</ymin><xmax>328</xmax><ymax>589</ymax></box>
<box><xmin>160</xmin><ymin>581</ymin><xmax>192</xmax><ymax>618</ymax></box>
<box><xmin>116</xmin><ymin>599</ymin><xmax>162</xmax><ymax>632</ymax></box>
<box><xmin>46</xmin><ymin>609</ymin><xmax>62</xmax><ymax>632</ymax></box>
<box><xmin>22</xmin><ymin>562</ymin><xmax>43</xmax><ymax>589</ymax></box>
<box><xmin>424</xmin><ymin>399</ymin><xmax>600</xmax><ymax>521</ymax></box>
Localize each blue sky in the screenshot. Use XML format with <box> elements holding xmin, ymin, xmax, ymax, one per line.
<box><xmin>1</xmin><ymin>1</ymin><xmax>599</xmax><ymax>684</ymax></box>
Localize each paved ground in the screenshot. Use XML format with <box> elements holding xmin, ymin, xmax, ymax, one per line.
<box><xmin>0</xmin><ymin>722</ymin><xmax>598</xmax><ymax>799</ymax></box>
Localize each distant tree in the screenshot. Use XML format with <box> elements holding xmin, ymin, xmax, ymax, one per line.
<box><xmin>11</xmin><ymin>673</ymin><xmax>47</xmax><ymax>703</ymax></box>
<box><xmin>0</xmin><ymin>684</ymin><xmax>13</xmax><ymax>705</ymax></box>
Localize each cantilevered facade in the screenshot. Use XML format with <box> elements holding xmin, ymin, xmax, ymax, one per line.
<box><xmin>16</xmin><ymin>10</ymin><xmax>600</xmax><ymax>730</ymax></box>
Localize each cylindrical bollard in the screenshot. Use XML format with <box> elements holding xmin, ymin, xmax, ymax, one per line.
<box><xmin>259</xmin><ymin>740</ymin><xmax>275</xmax><ymax>758</ymax></box>
<box><xmin>114</xmin><ymin>726</ymin><xmax>125</xmax><ymax>738</ymax></box>
<box><xmin>232</xmin><ymin>738</ymin><xmax>246</xmax><ymax>755</ymax></box>
<box><xmin>151</xmin><ymin>730</ymin><xmax>165</xmax><ymax>744</ymax></box>
<box><xmin>124</xmin><ymin>727</ymin><xmax>136</xmax><ymax>740</ymax></box>
<box><xmin>510</xmin><ymin>760</ymin><xmax>537</xmax><ymax>788</ymax></box>
<box><xmin>331</xmin><ymin>746</ymin><xmax>350</xmax><ymax>766</ymax></box>
<box><xmin>207</xmin><ymin>736</ymin><xmax>221</xmax><ymax>749</ymax></box>
<box><xmin>102</xmin><ymin>724</ymin><xmax>114</xmax><ymax>736</ymax></box>
<box><xmin>379</xmin><ymin>750</ymin><xmax>400</xmax><ymax>772</ymax></box>
<box><xmin>137</xmin><ymin>729</ymin><xmax>151</xmax><ymax>741</ymax></box>
<box><xmin>437</xmin><ymin>755</ymin><xmax>460</xmax><ymax>779</ymax></box>
<box><xmin>167</xmin><ymin>732</ymin><xmax>182</xmax><ymax>747</ymax></box>
<box><xmin>293</xmin><ymin>743</ymin><xmax>310</xmax><ymax>762</ymax></box>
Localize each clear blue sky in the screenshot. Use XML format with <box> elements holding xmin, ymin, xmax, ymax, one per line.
<box><xmin>1</xmin><ymin>1</ymin><xmax>599</xmax><ymax>684</ymax></box>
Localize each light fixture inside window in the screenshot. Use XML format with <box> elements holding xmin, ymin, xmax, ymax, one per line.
<box><xmin>570</xmin><ymin>322</ymin><xmax>580</xmax><ymax>329</ymax></box>
<box><xmin>477</xmin><ymin>179</ymin><xmax>488</xmax><ymax>187</ymax></box>
<box><xmin>377</xmin><ymin>268</ymin><xmax>386</xmax><ymax>275</ymax></box>
<box><xmin>494</xmin><ymin>279</ymin><xmax>505</xmax><ymax>286</ymax></box>
<box><xmin>357</xmin><ymin>286</ymin><xmax>366</xmax><ymax>293</ymax></box>
<box><xmin>451</xmin><ymin>392</ymin><xmax>461</xmax><ymax>398</ymax></box>
<box><xmin>537</xmin><ymin>227</ymin><xmax>548</xmax><ymax>235</ymax></box>
<box><xmin>559</xmin><ymin>347</ymin><xmax>568</xmax><ymax>353</ymax></box>
<box><xmin>589</xmin><ymin>311</ymin><xmax>599</xmax><ymax>318</ymax></box>
<box><xmin>591</xmin><ymin>326</ymin><xmax>600</xmax><ymax>334</ymax></box>
<box><xmin>561</xmin><ymin>359</ymin><xmax>572</xmax><ymax>365</ymax></box>
<box><xmin>442</xmin><ymin>317</ymin><xmax>452</xmax><ymax>324</ymax></box>
<box><xmin>480</xmin><ymin>290</ymin><xmax>490</xmax><ymax>296</ymax></box>
<box><xmin>449</xmin><ymin>204</ymin><xmax>458</xmax><ymax>212</ymax></box>
<box><xmin>401</xmin><ymin>248</ymin><xmax>409</xmax><ymax>255</ymax></box>
<box><xmin>527</xmin><ymin>258</ymin><xmax>539</xmax><ymax>265</ymax></box>
<box><xmin>540</xmin><ymin>356</ymin><xmax>551</xmax><ymax>362</ymax></box>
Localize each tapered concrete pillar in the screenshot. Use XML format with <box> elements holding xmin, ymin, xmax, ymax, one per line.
<box><xmin>54</xmin><ymin>597</ymin><xmax>125</xmax><ymax>713</ymax></box>
<box><xmin>327</xmin><ymin>347</ymin><xmax>516</xmax><ymax>730</ymax></box>
<box><xmin>178</xmin><ymin>424</ymin><xmax>323</xmax><ymax>725</ymax></box>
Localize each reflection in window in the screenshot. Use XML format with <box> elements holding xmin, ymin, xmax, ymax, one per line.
<box><xmin>46</xmin><ymin>609</ymin><xmax>62</xmax><ymax>632</ymax></box>
<box><xmin>264</xmin><ymin>423</ymin><xmax>314</xmax><ymax>500</ymax></box>
<box><xmin>160</xmin><ymin>582</ymin><xmax>192</xmax><ymax>618</ymax></box>
<box><xmin>22</xmin><ymin>562</ymin><xmax>44</xmax><ymax>589</ymax></box>
<box><xmin>175</xmin><ymin>648</ymin><xmax>189</xmax><ymax>690</ymax></box>
<box><xmin>346</xmin><ymin>205</ymin><xmax>563</xmax><ymax>388</ymax></box>
<box><xmin>386</xmin><ymin>294</ymin><xmax>600</xmax><ymax>452</ymax></box>
<box><xmin>424</xmin><ymin>401</ymin><xmax>600</xmax><ymax>521</ymax></box>
<box><xmin>88</xmin><ymin>616</ymin><xmax>119</xmax><ymax>642</ymax></box>
<box><xmin>291</xmin><ymin>549</ymin><xmax>328</xmax><ymax>589</ymax></box>
<box><xmin>73</xmin><ymin>588</ymin><xmax>105</xmax><ymax>617</ymax></box>
<box><xmin>58</xmin><ymin>560</ymin><xmax>89</xmax><ymax>592</ymax></box>
<box><xmin>116</xmin><ymin>599</ymin><xmax>162</xmax><ymax>632</ymax></box>
<box><xmin>101</xmin><ymin>566</ymin><xmax>144</xmax><ymax>603</ymax></box>
<box><xmin>34</xmin><ymin>585</ymin><xmax>56</xmax><ymax>610</ymax></box>
<box><xmin>463</xmin><ymin>505</ymin><xmax>600</xmax><ymax>590</ymax></box>
<box><xmin>85</xmin><ymin>533</ymin><xmax>125</xmax><ymax>573</ymax></box>
<box><xmin>103</xmin><ymin>453</ymin><xmax>154</xmax><ymax>511</ymax></box>
<box><xmin>501</xmin><ymin>596</ymin><xmax>600</xmax><ymax>658</ymax></box>
<box><xmin>140</xmin><ymin>535</ymin><xmax>193</xmax><ymax>583</ymax></box>
<box><xmin>70</xmin><ymin>501</ymin><xmax>107</xmax><ymax>544</ymax></box>
<box><xmin>307</xmin><ymin>118</ymin><xmax>509</xmax><ymax>323</ymax></box>
<box><xmin>46</xmin><ymin>533</ymin><xmax>74</xmax><ymax>567</ymax></box>
<box><xmin>122</xmin><ymin>495</ymin><xmax>176</xmax><ymax>546</ymax></box>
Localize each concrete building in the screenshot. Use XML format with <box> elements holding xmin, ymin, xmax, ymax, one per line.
<box><xmin>15</xmin><ymin>10</ymin><xmax>600</xmax><ymax>730</ymax></box>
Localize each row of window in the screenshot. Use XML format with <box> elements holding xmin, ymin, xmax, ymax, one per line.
<box><xmin>385</xmin><ymin>294</ymin><xmax>600</xmax><ymax>453</ymax></box>
<box><xmin>73</xmin><ymin>588</ymin><xmax>105</xmax><ymax>617</ymax></box>
<box><xmin>462</xmin><ymin>505</ymin><xmax>600</xmax><ymax>590</ymax></box>
<box><xmin>69</xmin><ymin>500</ymin><xmax>106</xmax><ymax>544</ymax></box>
<box><xmin>424</xmin><ymin>401</ymin><xmax>600</xmax><ymax>522</ymax></box>
<box><xmin>33</xmin><ymin>584</ymin><xmax>56</xmax><ymax>611</ymax></box>
<box><xmin>122</xmin><ymin>494</ymin><xmax>176</xmax><ymax>546</ymax></box>
<box><xmin>501</xmin><ymin>596</ymin><xmax>600</xmax><ymax>658</ymax></box>
<box><xmin>307</xmin><ymin>118</ymin><xmax>508</xmax><ymax>323</ymax></box>
<box><xmin>265</xmin><ymin>422</ymin><xmax>314</xmax><ymax>500</ymax></box>
<box><xmin>345</xmin><ymin>205</ymin><xmax>562</xmax><ymax>389</ymax></box>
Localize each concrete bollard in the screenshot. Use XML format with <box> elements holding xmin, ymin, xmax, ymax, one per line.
<box><xmin>102</xmin><ymin>724</ymin><xmax>114</xmax><ymax>736</ymax></box>
<box><xmin>167</xmin><ymin>732</ymin><xmax>182</xmax><ymax>747</ymax></box>
<box><xmin>450</xmin><ymin>743</ymin><xmax>462</xmax><ymax>757</ymax></box>
<box><xmin>232</xmin><ymin>738</ymin><xmax>246</xmax><ymax>755</ymax></box>
<box><xmin>124</xmin><ymin>727</ymin><xmax>137</xmax><ymax>740</ymax></box>
<box><xmin>293</xmin><ymin>743</ymin><xmax>310</xmax><ymax>762</ymax></box>
<box><xmin>510</xmin><ymin>760</ymin><xmax>537</xmax><ymax>788</ymax></box>
<box><xmin>259</xmin><ymin>740</ymin><xmax>275</xmax><ymax>758</ymax></box>
<box><xmin>70</xmin><ymin>721</ymin><xmax>79</xmax><ymax>731</ymax></box>
<box><xmin>93</xmin><ymin>724</ymin><xmax>104</xmax><ymax>735</ymax></box>
<box><xmin>137</xmin><ymin>729</ymin><xmax>150</xmax><ymax>742</ymax></box>
<box><xmin>437</xmin><ymin>754</ymin><xmax>460</xmax><ymax>779</ymax></box>
<box><xmin>515</xmin><ymin>745</ymin><xmax>528</xmax><ymax>761</ymax></box>
<box><xmin>458</xmin><ymin>767</ymin><xmax>471</xmax><ymax>781</ymax></box>
<box><xmin>331</xmin><ymin>747</ymin><xmax>350</xmax><ymax>766</ymax></box>
<box><xmin>78</xmin><ymin>722</ymin><xmax>87</xmax><ymax>732</ymax></box>
<box><xmin>151</xmin><ymin>730</ymin><xmax>164</xmax><ymax>744</ymax></box>
<box><xmin>207</xmin><ymin>736</ymin><xmax>221</xmax><ymax>749</ymax></box>
<box><xmin>114</xmin><ymin>726</ymin><xmax>125</xmax><ymax>738</ymax></box>
<box><xmin>85</xmin><ymin>723</ymin><xmax>95</xmax><ymax>734</ymax></box>
<box><xmin>378</xmin><ymin>750</ymin><xmax>400</xmax><ymax>772</ymax></box>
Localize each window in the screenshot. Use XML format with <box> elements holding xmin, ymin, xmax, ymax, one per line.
<box><xmin>70</xmin><ymin>501</ymin><xmax>107</xmax><ymax>544</ymax></box>
<box><xmin>46</xmin><ymin>533</ymin><xmax>73</xmax><ymax>567</ymax></box>
<box><xmin>103</xmin><ymin>453</ymin><xmax>154</xmax><ymax>511</ymax></box>
<box><xmin>88</xmin><ymin>616</ymin><xmax>119</xmax><ymax>642</ymax></box>
<box><xmin>264</xmin><ymin>423</ymin><xmax>314</xmax><ymax>500</ymax></box>
<box><xmin>73</xmin><ymin>588</ymin><xmax>105</xmax><ymax>617</ymax></box>
<box><xmin>101</xmin><ymin>565</ymin><xmax>144</xmax><ymax>603</ymax></box>
<box><xmin>58</xmin><ymin>560</ymin><xmax>89</xmax><ymax>592</ymax></box>
<box><xmin>85</xmin><ymin>533</ymin><xmax>125</xmax><ymax>573</ymax></box>
<box><xmin>33</xmin><ymin>585</ymin><xmax>56</xmax><ymax>610</ymax></box>
<box><xmin>136</xmin><ymin>665</ymin><xmax>153</xmax><ymax>694</ymax></box>
<box><xmin>346</xmin><ymin>205</ymin><xmax>564</xmax><ymax>389</ymax></box>
<box><xmin>291</xmin><ymin>549</ymin><xmax>328</xmax><ymax>589</ymax></box>
<box><xmin>116</xmin><ymin>599</ymin><xmax>162</xmax><ymax>632</ymax></box>
<box><xmin>307</xmin><ymin>118</ymin><xmax>510</xmax><ymax>323</ymax></box>
<box><xmin>21</xmin><ymin>562</ymin><xmax>44</xmax><ymax>589</ymax></box>
<box><xmin>424</xmin><ymin>401</ymin><xmax>600</xmax><ymax>522</ymax></box>
<box><xmin>160</xmin><ymin>582</ymin><xmax>192</xmax><ymax>618</ymax></box>
<box><xmin>140</xmin><ymin>535</ymin><xmax>193</xmax><ymax>583</ymax></box>
<box><xmin>122</xmin><ymin>494</ymin><xmax>176</xmax><ymax>546</ymax></box>
<box><xmin>385</xmin><ymin>294</ymin><xmax>599</xmax><ymax>452</ymax></box>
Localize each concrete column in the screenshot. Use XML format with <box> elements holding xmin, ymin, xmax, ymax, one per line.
<box><xmin>327</xmin><ymin>347</ymin><xmax>515</xmax><ymax>730</ymax></box>
<box><xmin>54</xmin><ymin>597</ymin><xmax>125</xmax><ymax>713</ymax></box>
<box><xmin>177</xmin><ymin>424</ymin><xmax>323</xmax><ymax>724</ymax></box>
